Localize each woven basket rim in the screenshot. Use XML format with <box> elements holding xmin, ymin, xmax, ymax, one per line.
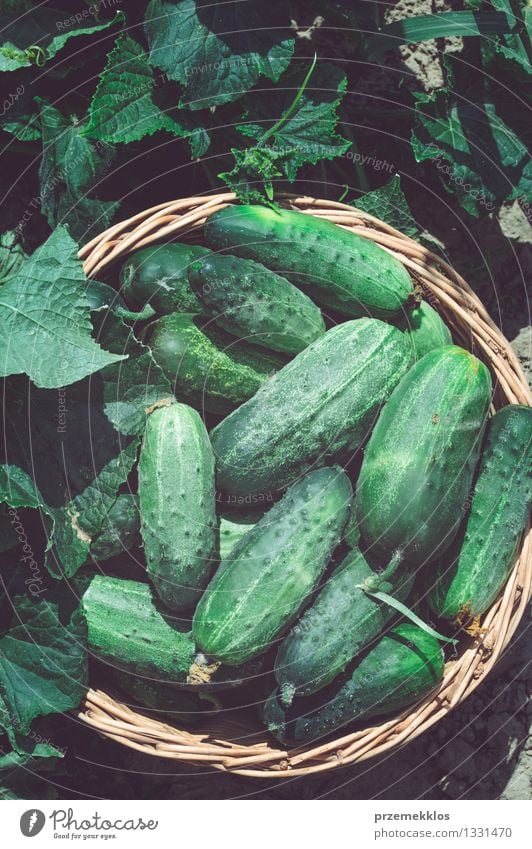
<box><xmin>77</xmin><ymin>192</ymin><xmax>532</xmax><ymax>778</ymax></box>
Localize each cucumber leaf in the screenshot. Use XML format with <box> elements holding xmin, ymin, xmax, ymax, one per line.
<box><xmin>220</xmin><ymin>62</ymin><xmax>350</xmax><ymax>202</ymax></box>
<box><xmin>0</xmin><ymin>583</ymin><xmax>88</xmax><ymax>741</ymax></box>
<box><xmin>45</xmin><ymin>438</ymin><xmax>139</xmax><ymax>579</ymax></box>
<box><xmin>39</xmin><ymin>102</ymin><xmax>119</xmax><ymax>242</ymax></box>
<box><xmin>354</xmin><ymin>175</ymin><xmax>419</xmax><ymax>237</ymax></box>
<box><xmin>84</xmin><ymin>33</ymin><xmax>210</xmax><ymax>156</ymax></box>
<box><xmin>0</xmin><ymin>226</ymin><xmax>125</xmax><ymax>388</ymax></box>
<box><xmin>0</xmin><ymin>465</ymin><xmax>47</xmax><ymax>512</ymax></box>
<box><xmin>144</xmin><ymin>0</ymin><xmax>294</xmax><ymax>111</ymax></box>
<box><xmin>94</xmin><ymin>313</ymin><xmax>174</xmax><ymax>437</ymax></box>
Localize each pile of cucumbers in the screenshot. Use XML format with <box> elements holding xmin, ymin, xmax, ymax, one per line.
<box><xmin>82</xmin><ymin>204</ymin><xmax>531</xmax><ymax>745</ymax></box>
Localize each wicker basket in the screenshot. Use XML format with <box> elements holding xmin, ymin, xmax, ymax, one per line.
<box><xmin>77</xmin><ymin>192</ymin><xmax>531</xmax><ymax>778</ymax></box>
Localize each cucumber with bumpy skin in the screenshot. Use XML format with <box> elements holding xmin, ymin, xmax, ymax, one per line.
<box><xmin>148</xmin><ymin>312</ymin><xmax>285</xmax><ymax>415</ymax></box>
<box><xmin>356</xmin><ymin>345</ymin><xmax>492</xmax><ymax>565</ymax></box>
<box><xmin>427</xmin><ymin>404</ymin><xmax>532</xmax><ymax>626</ymax></box>
<box><xmin>82</xmin><ymin>575</ymin><xmax>196</xmax><ymax>682</ymax></box>
<box><xmin>264</xmin><ymin>624</ymin><xmax>444</xmax><ymax>744</ymax></box>
<box><xmin>211</xmin><ymin>318</ymin><xmax>412</xmax><ymax>498</ymax></box>
<box><xmin>189</xmin><ymin>253</ymin><xmax>325</xmax><ymax>354</ymax></box>
<box><xmin>217</xmin><ymin>508</ymin><xmax>263</xmax><ymax>561</ymax></box>
<box><xmin>193</xmin><ymin>467</ymin><xmax>352</xmax><ymax>666</ymax></box>
<box><xmin>274</xmin><ymin>548</ymin><xmax>415</xmax><ymax>703</ymax></box>
<box><xmin>205</xmin><ymin>204</ymin><xmax>415</xmax><ymax>319</ymax></box>
<box><xmin>393</xmin><ymin>300</ymin><xmax>452</xmax><ymax>360</ymax></box>
<box><xmin>119</xmin><ymin>243</ymin><xmax>209</xmax><ymax>314</ymax></box>
<box><xmin>138</xmin><ymin>401</ymin><xmax>216</xmax><ymax>611</ymax></box>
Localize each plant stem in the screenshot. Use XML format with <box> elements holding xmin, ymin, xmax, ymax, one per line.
<box><xmin>258</xmin><ymin>53</ymin><xmax>318</xmax><ymax>148</ymax></box>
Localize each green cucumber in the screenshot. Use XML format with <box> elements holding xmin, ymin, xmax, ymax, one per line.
<box><xmin>189</xmin><ymin>253</ymin><xmax>325</xmax><ymax>354</ymax></box>
<box><xmin>211</xmin><ymin>318</ymin><xmax>412</xmax><ymax>497</ymax></box>
<box><xmin>428</xmin><ymin>404</ymin><xmax>532</xmax><ymax>624</ymax></box>
<box><xmin>343</xmin><ymin>504</ymin><xmax>361</xmax><ymax>549</ymax></box>
<box><xmin>89</xmin><ymin>494</ymin><xmax>140</xmax><ymax>562</ymax></box>
<box><xmin>192</xmin><ymin>467</ymin><xmax>352</xmax><ymax>665</ymax></box>
<box><xmin>274</xmin><ymin>548</ymin><xmax>415</xmax><ymax>703</ymax></box>
<box><xmin>205</xmin><ymin>204</ymin><xmax>414</xmax><ymax>319</ymax></box>
<box><xmin>264</xmin><ymin>624</ymin><xmax>444</xmax><ymax>744</ymax></box>
<box><xmin>217</xmin><ymin>508</ymin><xmax>263</xmax><ymax>561</ymax></box>
<box><xmin>82</xmin><ymin>575</ymin><xmax>196</xmax><ymax>682</ymax></box>
<box><xmin>356</xmin><ymin>345</ymin><xmax>492</xmax><ymax>565</ymax></box>
<box><xmin>119</xmin><ymin>243</ymin><xmax>210</xmax><ymax>315</ymax></box>
<box><xmin>393</xmin><ymin>300</ymin><xmax>452</xmax><ymax>360</ymax></box>
<box><xmin>138</xmin><ymin>402</ymin><xmax>216</xmax><ymax>611</ymax></box>
<box><xmin>148</xmin><ymin>312</ymin><xmax>285</xmax><ymax>415</ymax></box>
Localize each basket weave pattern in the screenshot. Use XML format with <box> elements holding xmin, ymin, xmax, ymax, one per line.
<box><xmin>78</xmin><ymin>193</ymin><xmax>531</xmax><ymax>778</ymax></box>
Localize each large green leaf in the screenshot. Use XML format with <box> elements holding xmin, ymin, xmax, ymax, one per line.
<box><xmin>412</xmin><ymin>88</ymin><xmax>531</xmax><ymax>216</ymax></box>
<box><xmin>0</xmin><ymin>227</ymin><xmax>125</xmax><ymax>388</ymax></box>
<box><xmin>0</xmin><ymin>584</ymin><xmax>87</xmax><ymax>740</ymax></box>
<box><xmin>39</xmin><ymin>102</ymin><xmax>119</xmax><ymax>242</ymax></box>
<box><xmin>95</xmin><ymin>313</ymin><xmax>174</xmax><ymax>437</ymax></box>
<box><xmin>0</xmin><ymin>465</ymin><xmax>52</xmax><ymax>559</ymax></box>
<box><xmin>144</xmin><ymin>0</ymin><xmax>294</xmax><ymax>110</ymax></box>
<box><xmin>0</xmin><ymin>7</ymin><xmax>123</xmax><ymax>71</ymax></box>
<box><xmin>354</xmin><ymin>175</ymin><xmax>419</xmax><ymax>237</ymax></box>
<box><xmin>0</xmin><ymin>465</ymin><xmax>46</xmax><ymax>511</ymax></box>
<box><xmin>45</xmin><ymin>438</ymin><xmax>139</xmax><ymax>579</ymax></box>
<box><xmin>84</xmin><ymin>33</ymin><xmax>209</xmax><ymax>156</ymax></box>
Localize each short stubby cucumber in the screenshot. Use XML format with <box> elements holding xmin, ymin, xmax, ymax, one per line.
<box><xmin>356</xmin><ymin>345</ymin><xmax>492</xmax><ymax>565</ymax></box>
<box><xmin>205</xmin><ymin>205</ymin><xmax>414</xmax><ymax>319</ymax></box>
<box><xmin>89</xmin><ymin>494</ymin><xmax>140</xmax><ymax>562</ymax></box>
<box><xmin>148</xmin><ymin>312</ymin><xmax>285</xmax><ymax>415</ymax></box>
<box><xmin>192</xmin><ymin>467</ymin><xmax>352</xmax><ymax>666</ymax></box>
<box><xmin>274</xmin><ymin>548</ymin><xmax>415</xmax><ymax>703</ymax></box>
<box><xmin>82</xmin><ymin>575</ymin><xmax>196</xmax><ymax>682</ymax></box>
<box><xmin>138</xmin><ymin>402</ymin><xmax>216</xmax><ymax>611</ymax></box>
<box><xmin>217</xmin><ymin>507</ymin><xmax>263</xmax><ymax>561</ymax></box>
<box><xmin>189</xmin><ymin>253</ymin><xmax>325</xmax><ymax>354</ymax></box>
<box><xmin>211</xmin><ymin>318</ymin><xmax>412</xmax><ymax>498</ymax></box>
<box><xmin>119</xmin><ymin>243</ymin><xmax>210</xmax><ymax>314</ymax></box>
<box><xmin>428</xmin><ymin>404</ymin><xmax>532</xmax><ymax>625</ymax></box>
<box><xmin>264</xmin><ymin>624</ymin><xmax>444</xmax><ymax>744</ymax></box>
<box><xmin>392</xmin><ymin>299</ymin><xmax>452</xmax><ymax>360</ymax></box>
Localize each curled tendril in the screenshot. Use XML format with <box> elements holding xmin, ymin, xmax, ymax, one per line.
<box><xmin>26</xmin><ymin>45</ymin><xmax>47</xmax><ymax>67</ymax></box>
